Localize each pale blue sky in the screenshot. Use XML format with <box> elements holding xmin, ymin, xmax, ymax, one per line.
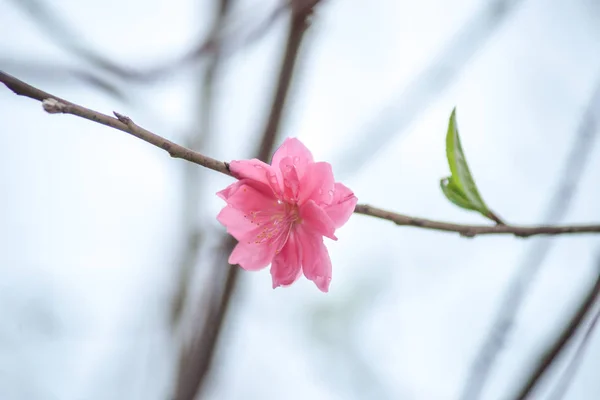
<box><xmin>1</xmin><ymin>0</ymin><xmax>599</xmax><ymax>399</ymax></box>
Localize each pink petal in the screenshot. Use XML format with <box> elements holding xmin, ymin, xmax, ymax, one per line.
<box><xmin>298</xmin><ymin>162</ymin><xmax>335</xmax><ymax>206</ymax></box>
<box><xmin>296</xmin><ymin>225</ymin><xmax>333</xmax><ymax>293</ymax></box>
<box><xmin>217</xmin><ymin>206</ymin><xmax>262</xmax><ymax>242</ymax></box>
<box><xmin>272</xmin><ymin>138</ymin><xmax>314</xmax><ymax>179</ymax></box>
<box><xmin>299</xmin><ymin>200</ymin><xmax>337</xmax><ymax>240</ymax></box>
<box><xmin>324</xmin><ymin>183</ymin><xmax>358</xmax><ymax>228</ymax></box>
<box><xmin>217</xmin><ymin>179</ymin><xmax>244</xmax><ymax>201</ymax></box>
<box><xmin>279</xmin><ymin>156</ymin><xmax>301</xmax><ymax>202</ymax></box>
<box><xmin>229</xmin><ymin>159</ymin><xmax>281</xmax><ymax>196</ymax></box>
<box><xmin>219</xmin><ymin>180</ymin><xmax>279</xmax><ymax>215</ymax></box>
<box><xmin>229</xmin><ymin>241</ymin><xmax>276</xmax><ymax>271</ymax></box>
<box><xmin>270</xmin><ymin>231</ymin><xmax>302</xmax><ymax>288</ymax></box>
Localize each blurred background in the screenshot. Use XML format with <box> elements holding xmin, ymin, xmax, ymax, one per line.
<box><xmin>1</xmin><ymin>0</ymin><xmax>600</xmax><ymax>399</ymax></box>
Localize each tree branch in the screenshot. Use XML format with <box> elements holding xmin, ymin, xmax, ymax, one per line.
<box><xmin>2</xmin><ymin>70</ymin><xmax>600</xmax><ymax>239</ymax></box>
<box><xmin>0</xmin><ymin>71</ymin><xmax>231</xmax><ymax>176</ymax></box>
<box><xmin>546</xmin><ymin>304</ymin><xmax>600</xmax><ymax>400</ymax></box>
<box><xmin>511</xmin><ymin>268</ymin><xmax>600</xmax><ymax>400</ymax></box>
<box><xmin>169</xmin><ymin>0</ymin><xmax>233</xmax><ymax>398</ymax></box>
<box><xmin>172</xmin><ymin>2</ymin><xmax>317</xmax><ymax>399</ymax></box>
<box><xmin>354</xmin><ymin>205</ymin><xmax>600</xmax><ymax>237</ymax></box>
<box><xmin>169</xmin><ymin>0</ymin><xmax>235</xmax><ymax>333</ymax></box>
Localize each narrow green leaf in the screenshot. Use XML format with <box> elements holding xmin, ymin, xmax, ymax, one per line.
<box><xmin>440</xmin><ymin>177</ymin><xmax>478</xmax><ymax>211</ymax></box>
<box><xmin>442</xmin><ymin>108</ymin><xmax>503</xmax><ymax>224</ymax></box>
<box><xmin>445</xmin><ymin>108</ymin><xmax>489</xmax><ymax>212</ymax></box>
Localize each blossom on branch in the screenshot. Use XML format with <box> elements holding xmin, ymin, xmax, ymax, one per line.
<box><xmin>217</xmin><ymin>138</ymin><xmax>357</xmax><ymax>292</ymax></box>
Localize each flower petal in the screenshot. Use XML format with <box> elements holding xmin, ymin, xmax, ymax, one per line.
<box><xmin>299</xmin><ymin>200</ymin><xmax>337</xmax><ymax>240</ymax></box>
<box><xmin>219</xmin><ymin>180</ymin><xmax>279</xmax><ymax>215</ymax></box>
<box><xmin>270</xmin><ymin>231</ymin><xmax>302</xmax><ymax>288</ymax></box>
<box><xmin>298</xmin><ymin>162</ymin><xmax>335</xmax><ymax>206</ymax></box>
<box><xmin>296</xmin><ymin>225</ymin><xmax>333</xmax><ymax>292</ymax></box>
<box><xmin>272</xmin><ymin>138</ymin><xmax>314</xmax><ymax>179</ymax></box>
<box><xmin>229</xmin><ymin>241</ymin><xmax>276</xmax><ymax>271</ymax></box>
<box><xmin>229</xmin><ymin>159</ymin><xmax>281</xmax><ymax>196</ymax></box>
<box><xmin>217</xmin><ymin>206</ymin><xmax>260</xmax><ymax>242</ymax></box>
<box><xmin>279</xmin><ymin>156</ymin><xmax>301</xmax><ymax>202</ymax></box>
<box><xmin>324</xmin><ymin>183</ymin><xmax>358</xmax><ymax>228</ymax></box>
<box><xmin>217</xmin><ymin>179</ymin><xmax>243</xmax><ymax>201</ymax></box>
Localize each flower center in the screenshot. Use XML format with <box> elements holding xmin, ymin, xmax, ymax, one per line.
<box><xmin>246</xmin><ymin>200</ymin><xmax>301</xmax><ymax>253</ymax></box>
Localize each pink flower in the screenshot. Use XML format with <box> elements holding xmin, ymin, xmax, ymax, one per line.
<box><xmin>217</xmin><ymin>138</ymin><xmax>357</xmax><ymax>292</ymax></box>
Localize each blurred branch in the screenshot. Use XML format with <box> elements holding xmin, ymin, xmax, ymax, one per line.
<box><xmin>3</xmin><ymin>70</ymin><xmax>600</xmax><ymax>239</ymax></box>
<box><xmin>9</xmin><ymin>0</ymin><xmax>295</xmax><ymax>83</ymax></box>
<box><xmin>0</xmin><ymin>58</ymin><xmax>127</xmax><ymax>101</ymax></box>
<box><xmin>511</xmin><ymin>268</ymin><xmax>600</xmax><ymax>400</ymax></box>
<box><xmin>169</xmin><ymin>0</ymin><xmax>233</xmax><ymax>332</ymax></box>
<box><xmin>9</xmin><ymin>0</ymin><xmax>140</xmax><ymax>79</ymax></box>
<box><xmin>546</xmin><ymin>304</ymin><xmax>600</xmax><ymax>400</ymax></box>
<box><xmin>169</xmin><ymin>1</ymin><xmax>233</xmax><ymax>400</ymax></box>
<box><xmin>458</xmin><ymin>74</ymin><xmax>600</xmax><ymax>400</ymax></box>
<box><xmin>333</xmin><ymin>0</ymin><xmax>527</xmax><ymax>180</ymax></box>
<box><xmin>172</xmin><ymin>1</ymin><xmax>318</xmax><ymax>399</ymax></box>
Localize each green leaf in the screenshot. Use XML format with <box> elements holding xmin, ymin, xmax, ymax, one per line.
<box><xmin>440</xmin><ymin>177</ymin><xmax>479</xmax><ymax>211</ymax></box>
<box><xmin>442</xmin><ymin>108</ymin><xmax>499</xmax><ymax>222</ymax></box>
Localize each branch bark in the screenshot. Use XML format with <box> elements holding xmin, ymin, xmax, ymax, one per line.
<box><xmin>2</xmin><ymin>70</ymin><xmax>600</xmax><ymax>239</ymax></box>
<box><xmin>546</xmin><ymin>304</ymin><xmax>600</xmax><ymax>400</ymax></box>
<box><xmin>511</xmin><ymin>269</ymin><xmax>600</xmax><ymax>400</ymax></box>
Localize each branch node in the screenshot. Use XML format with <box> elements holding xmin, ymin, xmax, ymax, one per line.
<box><xmin>42</xmin><ymin>98</ymin><xmax>66</xmax><ymax>114</ymax></box>
<box><xmin>162</xmin><ymin>142</ymin><xmax>176</xmax><ymax>157</ymax></box>
<box><xmin>487</xmin><ymin>210</ymin><xmax>506</xmax><ymax>226</ymax></box>
<box><xmin>113</xmin><ymin>111</ymin><xmax>131</xmax><ymax>125</ymax></box>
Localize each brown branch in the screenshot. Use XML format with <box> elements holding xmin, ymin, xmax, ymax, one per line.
<box><xmin>172</xmin><ymin>3</ymin><xmax>316</xmax><ymax>400</ymax></box>
<box><xmin>354</xmin><ymin>205</ymin><xmax>600</xmax><ymax>237</ymax></box>
<box><xmin>2</xmin><ymin>70</ymin><xmax>600</xmax><ymax>239</ymax></box>
<box><xmin>0</xmin><ymin>71</ymin><xmax>231</xmax><ymax>176</ymax></box>
<box><xmin>511</xmin><ymin>269</ymin><xmax>600</xmax><ymax>400</ymax></box>
<box><xmin>546</xmin><ymin>304</ymin><xmax>600</xmax><ymax>400</ymax></box>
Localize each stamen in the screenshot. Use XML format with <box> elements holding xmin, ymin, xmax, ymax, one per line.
<box><xmin>248</xmin><ymin>201</ymin><xmax>301</xmax><ymax>249</ymax></box>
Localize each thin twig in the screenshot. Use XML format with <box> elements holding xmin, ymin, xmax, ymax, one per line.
<box><xmin>546</xmin><ymin>303</ymin><xmax>600</xmax><ymax>400</ymax></box>
<box><xmin>2</xmin><ymin>70</ymin><xmax>600</xmax><ymax>239</ymax></box>
<box><xmin>458</xmin><ymin>74</ymin><xmax>600</xmax><ymax>400</ymax></box>
<box><xmin>511</xmin><ymin>269</ymin><xmax>600</xmax><ymax>400</ymax></box>
<box><xmin>0</xmin><ymin>71</ymin><xmax>231</xmax><ymax>175</ymax></box>
<box><xmin>354</xmin><ymin>205</ymin><xmax>600</xmax><ymax>237</ymax></box>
